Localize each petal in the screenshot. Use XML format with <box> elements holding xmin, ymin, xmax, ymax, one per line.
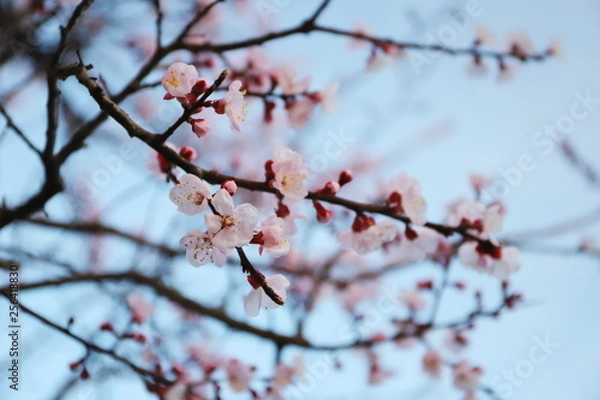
<box><xmin>212</xmin><ymin>189</ymin><xmax>234</xmax><ymax>216</ymax></box>
<box><xmin>204</xmin><ymin>214</ymin><xmax>222</xmax><ymax>234</ymax></box>
<box><xmin>266</xmin><ymin>274</ymin><xmax>290</xmax><ymax>289</ymax></box>
<box><xmin>244</xmin><ymin>289</ymin><xmax>262</xmax><ymax>317</ymax></box>
<box><xmin>458</xmin><ymin>242</ymin><xmax>479</xmax><ymax>267</ymax></box>
<box><xmin>212</xmin><ymin>247</ymin><xmax>229</xmax><ymax>267</ymax></box>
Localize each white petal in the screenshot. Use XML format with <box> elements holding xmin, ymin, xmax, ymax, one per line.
<box><xmin>211</xmin><ymin>189</ymin><xmax>234</xmax><ymax>215</ymax></box>
<box><xmin>204</xmin><ymin>214</ymin><xmax>222</xmax><ymax>234</ymax></box>
<box><xmin>266</xmin><ymin>274</ymin><xmax>290</xmax><ymax>289</ymax></box>
<box><xmin>244</xmin><ymin>289</ymin><xmax>262</xmax><ymax>317</ymax></box>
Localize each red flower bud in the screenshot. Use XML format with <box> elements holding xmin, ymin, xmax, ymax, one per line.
<box><xmin>338</xmin><ymin>170</ymin><xmax>353</xmax><ymax>186</ymax></box>
<box><xmin>221</xmin><ymin>180</ymin><xmax>238</xmax><ymax>196</ymax></box>
<box><xmin>313</xmin><ymin>201</ymin><xmax>333</xmax><ymax>224</ymax></box>
<box><xmin>179</xmin><ymin>146</ymin><xmax>197</xmax><ymax>162</ymax></box>
<box><xmin>352</xmin><ymin>214</ymin><xmax>375</xmax><ymax>232</ymax></box>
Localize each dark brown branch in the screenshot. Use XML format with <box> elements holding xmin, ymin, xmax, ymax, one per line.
<box><xmin>0</xmin><ymin>291</ymin><xmax>171</xmax><ymax>386</ymax></box>
<box><xmin>181</xmin><ymin>17</ymin><xmax>551</xmax><ymax>64</ymax></box>
<box><xmin>23</xmin><ymin>218</ymin><xmax>180</xmax><ymax>257</ymax></box>
<box><xmin>0</xmin><ymin>103</ymin><xmax>41</xmax><ymax>156</ymax></box>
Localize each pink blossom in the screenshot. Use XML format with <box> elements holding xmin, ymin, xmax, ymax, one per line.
<box><xmin>338</xmin><ymin>220</ymin><xmax>398</xmax><ymax>254</ymax></box>
<box><xmin>384</xmin><ymin>172</ymin><xmax>427</xmax><ymax>226</ymax></box>
<box><xmin>348</xmin><ymin>21</ymin><xmax>373</xmax><ymax>49</ymax></box>
<box><xmin>164</xmin><ymin>382</ymin><xmax>186</xmax><ymax>400</ymax></box>
<box><xmin>422</xmin><ymin>349</ymin><xmax>443</xmax><ymax>379</ymax></box>
<box><xmin>271</xmin><ymin>146</ymin><xmax>310</xmax><ymax>199</ymax></box>
<box><xmin>579</xmin><ymin>236</ymin><xmax>598</xmax><ymax>253</ymax></box>
<box><xmin>162</xmin><ymin>62</ymin><xmax>199</xmax><ymax>97</ymax></box>
<box><xmin>126</xmin><ymin>293</ymin><xmax>154</xmax><ymax>324</ymax></box>
<box><xmin>224</xmin><ymin>80</ymin><xmax>248</xmax><ymax>132</ymax></box>
<box><xmin>368</xmin><ymin>364</ymin><xmax>393</xmax><ymax>385</ymax></box>
<box><xmin>446</xmin><ymin>199</ymin><xmax>503</xmax><ymax>237</ymax></box>
<box><xmin>180</xmin><ymin>230</ymin><xmax>230</xmax><ymax>267</ymax></box>
<box><xmin>458</xmin><ymin>241</ymin><xmax>520</xmax><ymax>279</ymax></box>
<box><xmin>475</xmin><ymin>25</ymin><xmax>495</xmax><ymax>46</ymax></box>
<box><xmin>506</xmin><ymin>31</ymin><xmax>534</xmax><ymax>55</ymax></box>
<box><xmin>392</xmin><ymin>227</ymin><xmax>441</xmax><ymax>262</ymax></box>
<box><xmin>453</xmin><ymin>360</ymin><xmax>483</xmax><ymax>393</ymax></box>
<box><xmin>469</xmin><ymin>174</ymin><xmax>490</xmax><ymax>192</ymax></box>
<box><xmin>275</xmin><ymin>65</ymin><xmax>311</xmax><ymax>95</ymax></box>
<box><xmin>273</xmin><ymin>355</ymin><xmax>304</xmax><ymax>388</ymax></box>
<box><xmin>221</xmin><ymin>180</ymin><xmax>238</xmax><ymax>196</ymax></box>
<box><xmin>204</xmin><ymin>189</ymin><xmax>258</xmax><ymax>248</ymax></box>
<box><xmin>320</xmin><ymin>81</ymin><xmax>339</xmax><ymax>114</ymax></box>
<box><xmin>341</xmin><ymin>282</ymin><xmax>377</xmax><ymax>310</ymax></box>
<box><xmin>191</xmin><ymin>118</ymin><xmax>211</xmax><ymax>137</ymax></box>
<box><xmin>399</xmin><ymin>290</ymin><xmax>427</xmax><ymax>311</ymax></box>
<box><xmin>444</xmin><ymin>329</ymin><xmax>469</xmax><ymax>353</ymax></box>
<box><xmin>225</xmin><ymin>358</ymin><xmax>253</xmax><ymax>392</ymax></box>
<box><xmin>169</xmin><ymin>173</ymin><xmax>212</xmax><ymax>215</ymax></box>
<box><xmin>287</xmin><ymin>98</ymin><xmax>315</xmax><ymax>130</ymax></box>
<box><xmin>244</xmin><ymin>274</ymin><xmax>289</xmax><ymax>317</ymax></box>
<box><xmin>256</xmin><ymin>215</ymin><xmax>290</xmax><ymax>257</ymax></box>
<box><xmin>549</xmin><ymin>36</ymin><xmax>565</xmax><ymax>59</ymax></box>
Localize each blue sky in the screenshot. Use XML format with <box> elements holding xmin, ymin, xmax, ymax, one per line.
<box><xmin>1</xmin><ymin>0</ymin><xmax>599</xmax><ymax>399</ymax></box>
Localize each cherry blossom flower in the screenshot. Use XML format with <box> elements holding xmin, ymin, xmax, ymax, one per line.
<box><xmin>244</xmin><ymin>274</ymin><xmax>289</xmax><ymax>317</ymax></box>
<box><xmin>169</xmin><ymin>173</ymin><xmax>212</xmax><ymax>215</ymax></box>
<box><xmin>506</xmin><ymin>31</ymin><xmax>534</xmax><ymax>55</ymax></box>
<box><xmin>320</xmin><ymin>82</ymin><xmax>339</xmax><ymax>114</ymax></box>
<box><xmin>384</xmin><ymin>172</ymin><xmax>427</xmax><ymax>226</ymax></box>
<box><xmin>254</xmin><ymin>215</ymin><xmax>290</xmax><ymax>257</ymax></box>
<box><xmin>162</xmin><ymin>62</ymin><xmax>199</xmax><ymax>97</ymax></box>
<box><xmin>180</xmin><ymin>230</ymin><xmax>230</xmax><ymax>267</ymax></box>
<box><xmin>275</xmin><ymin>203</ymin><xmax>308</xmax><ymax>235</ymax></box>
<box><xmin>422</xmin><ymin>349</ymin><xmax>443</xmax><ymax>379</ymax></box>
<box><xmin>286</xmin><ymin>97</ymin><xmax>315</xmax><ymax>130</ymax></box>
<box><xmin>271</xmin><ymin>146</ymin><xmax>310</xmax><ymax>199</ymax></box>
<box><xmin>191</xmin><ymin>118</ymin><xmax>211</xmax><ymax>137</ymax></box>
<box><xmin>224</xmin><ymin>80</ymin><xmax>248</xmax><ymax>132</ymax></box>
<box><xmin>453</xmin><ymin>360</ymin><xmax>483</xmax><ymax>394</ymax></box>
<box><xmin>399</xmin><ymin>290</ymin><xmax>427</xmax><ymax>311</ymax></box>
<box><xmin>444</xmin><ymin>329</ymin><xmax>469</xmax><ymax>353</ymax></box>
<box><xmin>225</xmin><ymin>358</ymin><xmax>253</xmax><ymax>392</ymax></box>
<box><xmin>126</xmin><ymin>293</ymin><xmax>154</xmax><ymax>324</ymax></box>
<box><xmin>579</xmin><ymin>236</ymin><xmax>598</xmax><ymax>253</ymax></box>
<box><xmin>341</xmin><ymin>282</ymin><xmax>377</xmax><ymax>310</ymax></box>
<box><xmin>164</xmin><ymin>382</ymin><xmax>186</xmax><ymax>400</ymax></box>
<box><xmin>348</xmin><ymin>21</ymin><xmax>373</xmax><ymax>49</ymax></box>
<box><xmin>275</xmin><ymin>65</ymin><xmax>311</xmax><ymax>95</ymax></box>
<box><xmin>475</xmin><ymin>25</ymin><xmax>495</xmax><ymax>46</ymax></box>
<box><xmin>368</xmin><ymin>363</ymin><xmax>393</xmax><ymax>385</ymax></box>
<box><xmin>549</xmin><ymin>36</ymin><xmax>565</xmax><ymax>59</ymax></box>
<box><xmin>446</xmin><ymin>199</ymin><xmax>504</xmax><ymax>238</ymax></box>
<box><xmin>338</xmin><ymin>218</ymin><xmax>398</xmax><ymax>254</ymax></box>
<box><xmin>204</xmin><ymin>189</ymin><xmax>258</xmax><ymax>248</ymax></box>
<box><xmin>273</xmin><ymin>355</ymin><xmax>304</xmax><ymax>388</ymax></box>
<box><xmin>458</xmin><ymin>241</ymin><xmax>520</xmax><ymax>279</ymax></box>
<box><xmin>469</xmin><ymin>174</ymin><xmax>491</xmax><ymax>192</ymax></box>
<box><xmin>391</xmin><ymin>227</ymin><xmax>441</xmax><ymax>262</ymax></box>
